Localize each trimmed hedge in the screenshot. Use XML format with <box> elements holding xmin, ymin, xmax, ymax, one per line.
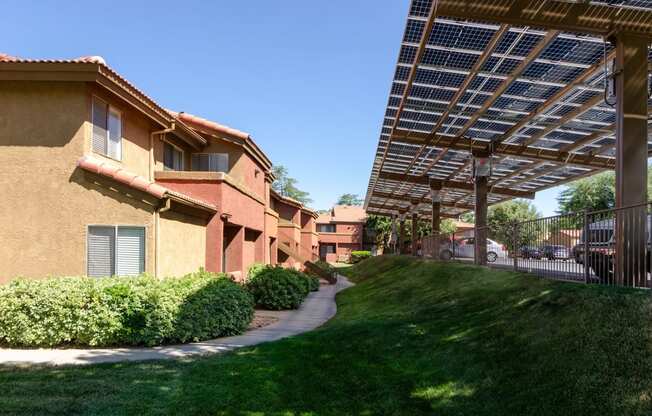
<box><xmin>351</xmin><ymin>250</ymin><xmax>372</xmax><ymax>263</ymax></box>
<box><xmin>0</xmin><ymin>271</ymin><xmax>254</xmax><ymax>348</ymax></box>
<box><xmin>246</xmin><ymin>266</ymin><xmax>317</xmax><ymax>310</ymax></box>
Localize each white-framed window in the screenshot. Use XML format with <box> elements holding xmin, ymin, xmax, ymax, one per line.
<box><xmin>163</xmin><ymin>142</ymin><xmax>184</xmax><ymax>171</ymax></box>
<box><xmin>87</xmin><ymin>226</ymin><xmax>145</xmax><ymax>277</ymax></box>
<box><xmin>92</xmin><ymin>96</ymin><xmax>122</xmax><ymax>160</ymax></box>
<box><xmin>191</xmin><ymin>153</ymin><xmax>229</xmax><ymax>172</ymax></box>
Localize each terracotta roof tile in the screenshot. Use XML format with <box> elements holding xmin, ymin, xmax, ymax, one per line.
<box><xmin>77</xmin><ymin>155</ymin><xmax>216</xmax><ymax>212</ymax></box>
<box><xmin>331</xmin><ymin>205</ymin><xmax>367</xmax><ymax>223</ymax></box>
<box><xmin>167</xmin><ymin>110</ymin><xmax>250</xmax><ymax>141</ymax></box>
<box><xmin>1</xmin><ymin>53</ymin><xmax>172</xmax><ymax>125</ymax></box>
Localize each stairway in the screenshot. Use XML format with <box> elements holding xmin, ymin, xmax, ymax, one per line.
<box><xmin>277</xmin><ymin>241</ymin><xmax>337</xmax><ymax>284</ymax></box>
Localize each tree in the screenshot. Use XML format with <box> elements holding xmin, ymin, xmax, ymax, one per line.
<box><xmin>557</xmin><ymin>171</ymin><xmax>615</xmax><ymax>214</ymax></box>
<box><xmin>440</xmin><ymin>218</ymin><xmax>457</xmax><ymax>235</ymax></box>
<box><xmin>336</xmin><ymin>193</ymin><xmax>363</xmax><ymax>206</ymax></box>
<box><xmin>460</xmin><ymin>212</ymin><xmax>475</xmax><ymax>223</ymax></box>
<box><xmin>557</xmin><ymin>167</ymin><xmax>652</xmax><ymax>215</ymax></box>
<box><xmin>365</xmin><ymin>215</ymin><xmax>393</xmax><ymax>249</ymax></box>
<box><xmin>487</xmin><ymin>200</ymin><xmax>541</xmax><ymax>249</ymax></box>
<box><xmin>271</xmin><ymin>165</ymin><xmax>313</xmax><ymax>205</ymax></box>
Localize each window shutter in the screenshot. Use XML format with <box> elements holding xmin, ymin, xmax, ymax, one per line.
<box><xmin>92</xmin><ymin>97</ymin><xmax>108</xmax><ymax>155</ymax></box>
<box><xmin>116</xmin><ymin>227</ymin><xmax>145</xmax><ymax>276</ymax></box>
<box><xmin>87</xmin><ymin>226</ymin><xmax>115</xmax><ymax>277</ymax></box>
<box><xmin>107</xmin><ymin>108</ymin><xmax>121</xmax><ymax>160</ymax></box>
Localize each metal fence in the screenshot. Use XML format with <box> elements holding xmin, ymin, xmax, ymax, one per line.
<box><xmin>420</xmin><ymin>202</ymin><xmax>652</xmax><ymax>289</ymax></box>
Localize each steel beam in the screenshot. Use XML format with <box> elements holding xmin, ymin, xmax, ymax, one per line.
<box><xmin>615</xmin><ymin>34</ymin><xmax>649</xmax><ymax>208</ymax></box>
<box><xmin>391</xmin><ymin>130</ymin><xmax>616</xmax><ymax>169</ymax></box>
<box><xmin>433</xmin><ymin>0</ymin><xmax>652</xmax><ymax>38</ymax></box>
<box><xmin>368</xmin><ymin>2</ymin><xmax>438</xmax><ymax>206</ymax></box>
<box><xmin>614</xmin><ymin>33</ymin><xmax>649</xmax><ymax>286</ymax></box>
<box><xmin>474</xmin><ymin>174</ymin><xmax>488</xmax><ymax>266</ymax></box>
<box><xmin>371</xmin><ymin>190</ymin><xmax>474</xmax><ymax>211</ymax></box>
<box><xmin>399</xmin><ymin>209</ymin><xmax>407</xmax><ymax>255</ymax></box>
<box><xmin>378</xmin><ymin>171</ymin><xmax>535</xmax><ymax>199</ymax></box>
<box><xmin>412</xmin><ymin>207</ymin><xmax>419</xmax><ymax>256</ymax></box>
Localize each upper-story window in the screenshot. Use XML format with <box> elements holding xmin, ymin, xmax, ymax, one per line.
<box><xmin>163</xmin><ymin>142</ymin><xmax>183</xmax><ymax>171</ymax></box>
<box><xmin>92</xmin><ymin>96</ymin><xmax>122</xmax><ymax>160</ymax></box>
<box><xmin>192</xmin><ymin>153</ymin><xmax>229</xmax><ymax>172</ymax></box>
<box><xmin>318</xmin><ymin>224</ymin><xmax>336</xmax><ymax>233</ymax></box>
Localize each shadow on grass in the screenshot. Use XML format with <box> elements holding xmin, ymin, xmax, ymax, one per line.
<box><xmin>2</xmin><ymin>258</ymin><xmax>652</xmax><ymax>415</ymax></box>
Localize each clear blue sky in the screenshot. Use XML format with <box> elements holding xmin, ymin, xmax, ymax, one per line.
<box><xmin>2</xmin><ymin>0</ymin><xmax>563</xmax><ymax>215</ymax></box>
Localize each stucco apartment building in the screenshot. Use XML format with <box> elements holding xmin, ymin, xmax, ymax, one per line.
<box><xmin>316</xmin><ymin>205</ymin><xmax>367</xmax><ymax>262</ymax></box>
<box><xmin>0</xmin><ymin>53</ymin><xmax>318</xmax><ymax>283</ymax></box>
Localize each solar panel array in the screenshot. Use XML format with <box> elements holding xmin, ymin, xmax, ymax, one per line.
<box><xmin>365</xmin><ymin>0</ymin><xmax>652</xmax><ymax>219</ymax></box>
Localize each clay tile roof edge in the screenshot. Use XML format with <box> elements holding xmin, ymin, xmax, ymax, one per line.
<box><xmin>76</xmin><ymin>155</ymin><xmax>216</xmax><ymax>213</ymax></box>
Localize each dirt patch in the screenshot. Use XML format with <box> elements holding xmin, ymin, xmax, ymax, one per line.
<box><xmin>248</xmin><ymin>313</ymin><xmax>280</xmax><ymax>330</ymax></box>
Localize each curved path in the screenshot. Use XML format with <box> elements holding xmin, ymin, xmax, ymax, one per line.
<box><xmin>0</xmin><ymin>276</ymin><xmax>353</xmax><ymax>366</ymax></box>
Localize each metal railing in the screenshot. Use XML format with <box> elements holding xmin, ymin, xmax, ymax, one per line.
<box><xmin>420</xmin><ymin>202</ymin><xmax>652</xmax><ymax>289</ymax></box>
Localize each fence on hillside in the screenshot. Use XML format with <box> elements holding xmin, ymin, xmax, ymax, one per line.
<box><xmin>419</xmin><ymin>202</ymin><xmax>652</xmax><ymax>289</ymax></box>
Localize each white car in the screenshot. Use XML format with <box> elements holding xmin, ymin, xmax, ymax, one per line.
<box><xmin>440</xmin><ymin>237</ymin><xmax>507</xmax><ymax>262</ymax></box>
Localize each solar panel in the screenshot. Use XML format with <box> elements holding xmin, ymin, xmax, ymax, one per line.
<box><xmin>364</xmin><ymin>0</ymin><xmax>652</xmax><ymax>218</ymax></box>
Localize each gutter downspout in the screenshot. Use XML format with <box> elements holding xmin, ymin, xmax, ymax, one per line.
<box><xmin>155</xmin><ymin>197</ymin><xmax>172</xmax><ymax>278</ymax></box>
<box><xmin>150</xmin><ymin>124</ymin><xmax>174</xmax><ymax>278</ymax></box>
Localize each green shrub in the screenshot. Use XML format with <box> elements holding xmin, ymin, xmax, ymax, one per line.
<box><xmin>246</xmin><ymin>267</ymin><xmax>310</xmax><ymax>310</ymax></box>
<box><xmin>314</xmin><ymin>260</ymin><xmax>335</xmax><ymax>274</ymax></box>
<box><xmin>286</xmin><ymin>268</ymin><xmax>320</xmax><ymax>292</ymax></box>
<box><xmin>247</xmin><ymin>263</ymin><xmax>267</xmax><ymax>280</ymax></box>
<box><xmin>0</xmin><ymin>271</ymin><xmax>254</xmax><ymax>348</ymax></box>
<box><xmin>350</xmin><ymin>250</ymin><xmax>372</xmax><ymax>263</ymax></box>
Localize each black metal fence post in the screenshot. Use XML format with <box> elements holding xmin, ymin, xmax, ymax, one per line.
<box><xmin>512</xmin><ymin>221</ymin><xmax>518</xmax><ymax>272</ymax></box>
<box><xmin>583</xmin><ymin>209</ymin><xmax>590</xmax><ymax>284</ymax></box>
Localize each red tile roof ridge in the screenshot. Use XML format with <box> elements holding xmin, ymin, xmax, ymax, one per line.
<box><xmin>1</xmin><ymin>53</ymin><xmax>171</xmax><ymax>124</ymax></box>
<box><xmin>166</xmin><ymin>110</ymin><xmax>250</xmax><ymax>141</ymax></box>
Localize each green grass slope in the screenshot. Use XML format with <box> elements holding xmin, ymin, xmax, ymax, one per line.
<box><xmin>2</xmin><ymin>256</ymin><xmax>652</xmax><ymax>415</ymax></box>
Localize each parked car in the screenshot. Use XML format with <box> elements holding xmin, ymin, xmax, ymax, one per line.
<box><xmin>520</xmin><ymin>246</ymin><xmax>543</xmax><ymax>259</ymax></box>
<box><xmin>583</xmin><ymin>215</ymin><xmax>651</xmax><ymax>283</ymax></box>
<box><xmin>439</xmin><ymin>237</ymin><xmax>507</xmax><ymax>263</ymax></box>
<box><xmin>542</xmin><ymin>245</ymin><xmax>570</xmax><ymax>260</ymax></box>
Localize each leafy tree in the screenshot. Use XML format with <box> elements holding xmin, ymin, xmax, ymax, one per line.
<box><xmin>271</xmin><ymin>165</ymin><xmax>312</xmax><ymax>205</ymax></box>
<box><xmin>487</xmin><ymin>200</ymin><xmax>541</xmax><ymax>249</ymax></box>
<box><xmin>460</xmin><ymin>212</ymin><xmax>475</xmax><ymax>223</ymax></box>
<box><xmin>440</xmin><ymin>218</ymin><xmax>457</xmax><ymax>235</ymax></box>
<box><xmin>336</xmin><ymin>193</ymin><xmax>363</xmax><ymax>206</ymax></box>
<box><xmin>365</xmin><ymin>215</ymin><xmax>393</xmax><ymax>249</ymax></box>
<box><xmin>557</xmin><ymin>171</ymin><xmax>615</xmax><ymax>214</ymax></box>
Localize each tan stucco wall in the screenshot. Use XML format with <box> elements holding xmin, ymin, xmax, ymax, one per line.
<box><xmin>158</xmin><ymin>211</ymin><xmax>206</xmax><ymax>277</ymax></box>
<box><xmin>87</xmin><ymin>85</ymin><xmax>157</xmax><ymax>179</ymax></box>
<box><xmin>0</xmin><ymin>81</ymin><xmax>158</xmax><ymax>282</ymax></box>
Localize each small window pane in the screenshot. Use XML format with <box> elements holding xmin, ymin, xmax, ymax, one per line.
<box><xmin>192</xmin><ymin>153</ymin><xmax>229</xmax><ymax>172</ymax></box>
<box><xmin>92</xmin><ymin>97</ymin><xmax>108</xmax><ymax>155</ymax></box>
<box><xmin>88</xmin><ymin>226</ymin><xmax>115</xmax><ymax>277</ymax></box>
<box><xmin>108</xmin><ymin>109</ymin><xmax>121</xmax><ymax>160</ymax></box>
<box><xmin>116</xmin><ymin>227</ymin><xmax>145</xmax><ymax>276</ymax></box>
<box><xmin>164</xmin><ymin>143</ymin><xmax>183</xmax><ymax>170</ymax></box>
<box><xmin>213</xmin><ymin>153</ymin><xmax>228</xmax><ymax>172</ymax></box>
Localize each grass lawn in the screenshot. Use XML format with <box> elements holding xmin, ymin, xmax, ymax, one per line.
<box><xmin>2</xmin><ymin>256</ymin><xmax>652</xmax><ymax>415</ymax></box>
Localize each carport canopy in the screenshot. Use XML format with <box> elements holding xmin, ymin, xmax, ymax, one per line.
<box><xmin>364</xmin><ymin>0</ymin><xmax>652</xmax><ymax>223</ymax></box>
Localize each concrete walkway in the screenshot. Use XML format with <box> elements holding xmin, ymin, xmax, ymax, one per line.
<box><xmin>0</xmin><ymin>275</ymin><xmax>353</xmax><ymax>366</ymax></box>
